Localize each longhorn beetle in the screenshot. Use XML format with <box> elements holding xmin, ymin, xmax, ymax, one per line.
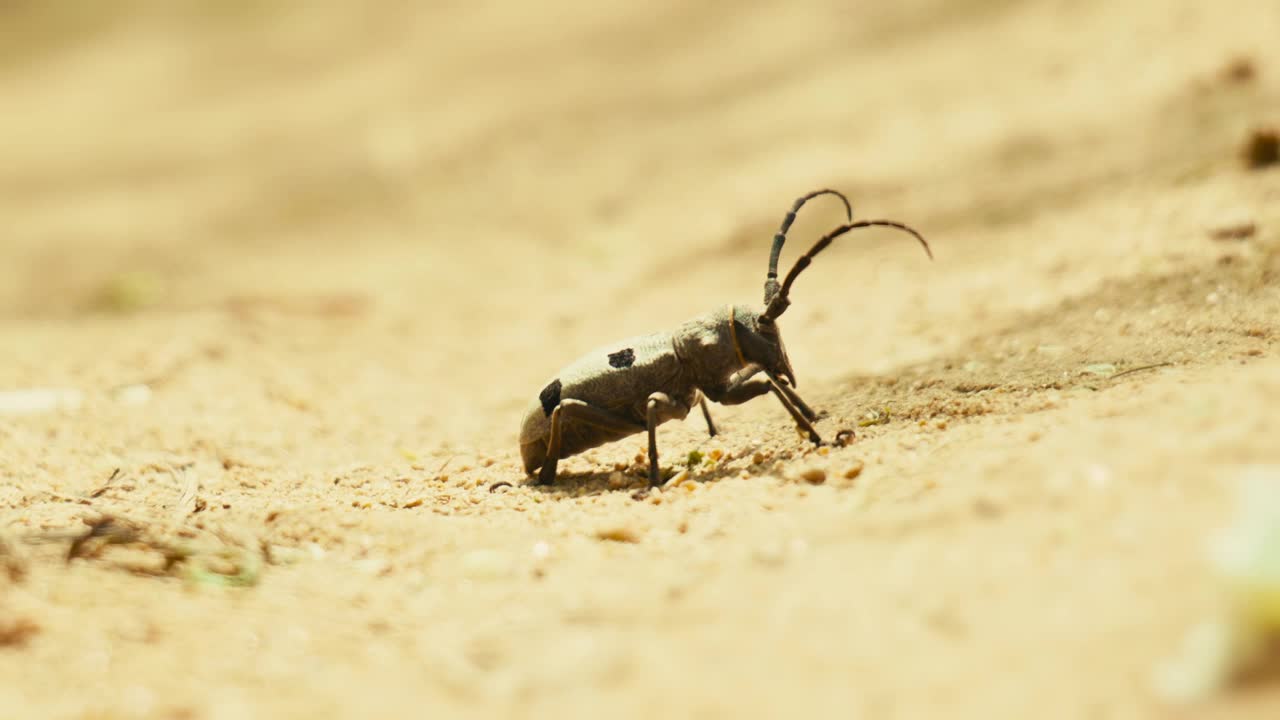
<box><xmin>519</xmin><ymin>189</ymin><xmax>932</xmax><ymax>487</ymax></box>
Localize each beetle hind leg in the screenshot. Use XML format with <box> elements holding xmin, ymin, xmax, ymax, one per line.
<box><xmin>533</xmin><ymin>399</ymin><xmax>645</xmax><ymax>486</ymax></box>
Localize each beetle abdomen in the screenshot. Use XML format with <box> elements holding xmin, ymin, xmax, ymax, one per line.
<box><xmin>518</xmin><ymin>331</ymin><xmax>697</xmax><ymax>473</ymax></box>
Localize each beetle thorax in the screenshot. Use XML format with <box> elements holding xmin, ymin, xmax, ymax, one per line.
<box><xmin>672</xmin><ymin>305</ymin><xmax>756</xmax><ymax>389</ymax></box>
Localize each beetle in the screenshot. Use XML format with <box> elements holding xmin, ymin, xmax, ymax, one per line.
<box><xmin>519</xmin><ymin>189</ymin><xmax>932</xmax><ymax>487</ymax></box>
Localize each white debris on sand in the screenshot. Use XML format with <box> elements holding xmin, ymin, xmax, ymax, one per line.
<box><xmin>0</xmin><ymin>388</ymin><xmax>83</xmax><ymax>416</ymax></box>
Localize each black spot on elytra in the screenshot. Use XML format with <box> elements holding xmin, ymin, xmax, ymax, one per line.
<box><xmin>608</xmin><ymin>348</ymin><xmax>636</xmax><ymax>369</ymax></box>
<box><xmin>539</xmin><ymin>379</ymin><xmax>562</xmax><ymax>417</ymax></box>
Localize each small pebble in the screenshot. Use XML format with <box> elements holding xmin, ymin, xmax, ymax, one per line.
<box><xmin>752</xmin><ymin>452</ymin><xmax>767</xmax><ymax>465</ymax></box>
<box><xmin>1243</xmin><ymin>126</ymin><xmax>1279</xmax><ymax>169</ymax></box>
<box><xmin>800</xmin><ymin>467</ymin><xmax>827</xmax><ymax>485</ymax></box>
<box><xmin>596</xmin><ymin>520</ymin><xmax>640</xmax><ymax>538</ymax></box>
<box><xmin>460</xmin><ymin>549</ymin><xmax>512</xmax><ymax>579</ymax></box>
<box><xmin>843</xmin><ymin>460</ymin><xmax>865</xmax><ymax>480</ymax></box>
<box><xmin>608</xmin><ymin>471</ymin><xmax>627</xmax><ymax>488</ymax></box>
<box><xmin>972</xmin><ymin>496</ymin><xmax>1003</xmax><ymax>518</ymax></box>
<box><xmin>113</xmin><ymin>384</ymin><xmax>152</xmax><ymax>406</ymax></box>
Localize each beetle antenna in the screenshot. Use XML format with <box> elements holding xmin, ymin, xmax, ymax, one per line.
<box><xmin>762</xmin><ymin>220</ymin><xmax>932</xmax><ymax>321</ymax></box>
<box><xmin>764</xmin><ymin>189</ymin><xmax>853</xmax><ymax>305</ymax></box>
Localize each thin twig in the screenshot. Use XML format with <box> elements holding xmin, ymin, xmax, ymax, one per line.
<box><xmin>171</xmin><ymin>464</ymin><xmax>199</xmax><ymax>520</ymax></box>
<box><xmin>86</xmin><ymin>467</ymin><xmax>122</xmax><ymax>499</ymax></box>
<box><xmin>1110</xmin><ymin>362</ymin><xmax>1174</xmax><ymax>381</ymax></box>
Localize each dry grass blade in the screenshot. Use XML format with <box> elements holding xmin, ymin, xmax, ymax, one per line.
<box><xmin>170</xmin><ymin>464</ymin><xmax>200</xmax><ymax>520</ymax></box>
<box><xmin>45</xmin><ymin>513</ymin><xmax>261</xmax><ymax>587</ymax></box>
<box><xmin>86</xmin><ymin>467</ymin><xmax>122</xmax><ymax>499</ymax></box>
<box><xmin>1110</xmin><ymin>362</ymin><xmax>1174</xmax><ymax>381</ymax></box>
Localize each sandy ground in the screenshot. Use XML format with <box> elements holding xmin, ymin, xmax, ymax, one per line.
<box><xmin>2</xmin><ymin>1</ymin><xmax>1280</xmax><ymax>718</ymax></box>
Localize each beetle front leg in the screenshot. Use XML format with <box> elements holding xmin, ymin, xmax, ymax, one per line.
<box><xmin>770</xmin><ymin>375</ymin><xmax>819</xmax><ymax>423</ymax></box>
<box><xmin>714</xmin><ymin>376</ymin><xmax>823</xmax><ymax>446</ymax></box>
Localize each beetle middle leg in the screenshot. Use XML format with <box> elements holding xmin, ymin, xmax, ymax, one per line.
<box><xmin>537</xmin><ymin>399</ymin><xmax>644</xmax><ymax>486</ymax></box>
<box><xmin>698</xmin><ymin>397</ymin><xmax>718</xmax><ymax>437</ymax></box>
<box><xmin>646</xmin><ymin>392</ymin><xmax>689</xmax><ymax>487</ymax></box>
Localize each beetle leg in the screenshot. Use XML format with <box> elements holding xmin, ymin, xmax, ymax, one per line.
<box><xmin>698</xmin><ymin>396</ymin><xmax>718</xmax><ymax>437</ymax></box>
<box><xmin>536</xmin><ymin>399</ymin><xmax>644</xmax><ymax>486</ymax></box>
<box><xmin>771</xmin><ymin>376</ymin><xmax>819</xmax><ymax>422</ymax></box>
<box><xmin>714</xmin><ymin>375</ymin><xmax>823</xmax><ymax>446</ymax></box>
<box><xmin>537</xmin><ymin>405</ymin><xmax>566</xmax><ymax>485</ymax></box>
<box><xmin>764</xmin><ymin>374</ymin><xmax>823</xmax><ymax>446</ymax></box>
<box><xmin>711</xmin><ymin>376</ymin><xmax>773</xmax><ymax>405</ymax></box>
<box><xmin>646</xmin><ymin>392</ymin><xmax>687</xmax><ymax>487</ymax></box>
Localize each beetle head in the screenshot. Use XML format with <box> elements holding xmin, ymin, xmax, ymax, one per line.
<box><xmin>731</xmin><ymin>307</ymin><xmax>797</xmax><ymax>388</ymax></box>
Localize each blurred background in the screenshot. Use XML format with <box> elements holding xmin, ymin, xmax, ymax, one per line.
<box><xmin>4</xmin><ymin>0</ymin><xmax>1275</xmax><ymax>449</ymax></box>
<box><xmin>6</xmin><ymin>0</ymin><xmax>1271</xmax><ymax>308</ymax></box>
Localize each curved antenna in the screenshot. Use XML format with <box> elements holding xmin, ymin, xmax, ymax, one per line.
<box><xmin>764</xmin><ymin>189</ymin><xmax>853</xmax><ymax>305</ymax></box>
<box><xmin>762</xmin><ymin>220</ymin><xmax>932</xmax><ymax>321</ymax></box>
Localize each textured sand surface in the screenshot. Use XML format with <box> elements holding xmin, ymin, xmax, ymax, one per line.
<box><xmin>2</xmin><ymin>1</ymin><xmax>1280</xmax><ymax>718</ymax></box>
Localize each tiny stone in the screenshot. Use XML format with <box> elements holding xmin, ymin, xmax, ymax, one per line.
<box><xmin>753</xmin><ymin>543</ymin><xmax>787</xmax><ymax>567</ymax></box>
<box><xmin>1243</xmin><ymin>126</ymin><xmax>1279</xmax><ymax>169</ymax></box>
<box><xmin>843</xmin><ymin>460</ymin><xmax>865</xmax><ymax>480</ymax></box>
<box><xmin>664</xmin><ymin>469</ymin><xmax>691</xmax><ymax>489</ymax></box>
<box><xmin>114</xmin><ymin>384</ymin><xmax>152</xmax><ymax>406</ymax></box>
<box><xmin>596</xmin><ymin>526</ymin><xmax>641</xmax><ymax>543</ymax></box>
<box><xmin>608</xmin><ymin>471</ymin><xmax>627</xmax><ymax>488</ymax></box>
<box><xmin>800</xmin><ymin>467</ymin><xmax>827</xmax><ymax>484</ymax></box>
<box><xmin>972</xmin><ymin>496</ymin><xmax>1003</xmax><ymax>518</ymax></box>
<box><xmin>460</xmin><ymin>549</ymin><xmax>511</xmax><ymax>579</ymax></box>
<box><xmin>752</xmin><ymin>452</ymin><xmax>767</xmax><ymax>465</ymax></box>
